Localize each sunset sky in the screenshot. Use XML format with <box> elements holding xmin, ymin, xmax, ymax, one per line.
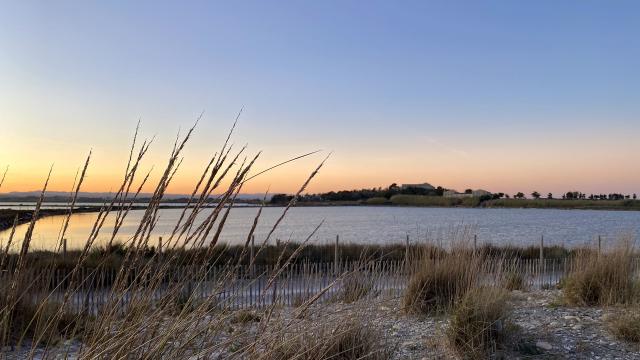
<box><xmin>1</xmin><ymin>1</ymin><xmax>639</xmax><ymax>196</ymax></box>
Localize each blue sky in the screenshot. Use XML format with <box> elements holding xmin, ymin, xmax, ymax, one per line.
<box><xmin>1</xmin><ymin>1</ymin><xmax>639</xmax><ymax>195</ymax></box>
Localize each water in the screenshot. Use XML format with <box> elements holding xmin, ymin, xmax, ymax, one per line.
<box><xmin>1</xmin><ymin>206</ymin><xmax>639</xmax><ymax>251</ymax></box>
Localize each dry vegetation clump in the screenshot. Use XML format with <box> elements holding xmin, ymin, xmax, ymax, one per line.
<box><xmin>260</xmin><ymin>319</ymin><xmax>391</xmax><ymax>360</ymax></box>
<box><xmin>3</xmin><ymin>241</ymin><xmax>413</xmax><ymax>273</ymax></box>
<box><xmin>0</xmin><ymin>120</ymin><xmax>351</xmax><ymax>358</ymax></box>
<box><xmin>478</xmin><ymin>243</ymin><xmax>570</xmax><ymax>260</ymax></box>
<box><xmin>335</xmin><ymin>270</ymin><xmax>375</xmax><ymax>304</ymax></box>
<box><xmin>563</xmin><ymin>242</ymin><xmax>640</xmax><ymax>306</ymax></box>
<box><xmin>610</xmin><ymin>310</ymin><xmax>640</xmax><ymax>344</ymax></box>
<box><xmin>230</xmin><ymin>309</ymin><xmax>261</xmax><ymax>324</ymax></box>
<box><xmin>446</xmin><ymin>287</ymin><xmax>510</xmax><ymax>358</ymax></box>
<box><xmin>502</xmin><ymin>271</ymin><xmax>527</xmax><ymax>291</ymax></box>
<box><xmin>0</xmin><ymin>274</ymin><xmax>89</xmax><ymax>347</ymax></box>
<box><xmin>403</xmin><ymin>252</ymin><xmax>482</xmax><ymax>314</ymax></box>
<box><xmin>4</xmin><ymin>300</ymin><xmax>88</xmax><ymax>346</ymax></box>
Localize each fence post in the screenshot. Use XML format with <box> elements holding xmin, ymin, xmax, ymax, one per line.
<box><xmin>158</xmin><ymin>237</ymin><xmax>163</xmax><ymax>255</ymax></box>
<box><xmin>334</xmin><ymin>235</ymin><xmax>339</xmax><ymax>275</ymax></box>
<box><xmin>250</xmin><ymin>235</ymin><xmax>255</xmax><ymax>275</ymax></box>
<box><xmin>598</xmin><ymin>235</ymin><xmax>602</xmax><ymax>256</ymax></box>
<box><xmin>273</xmin><ymin>240</ymin><xmax>280</xmax><ymax>306</ymax></box>
<box><xmin>405</xmin><ymin>234</ymin><xmax>410</xmax><ymax>271</ymax></box>
<box><xmin>473</xmin><ymin>234</ymin><xmax>477</xmax><ymax>255</ymax></box>
<box><xmin>539</xmin><ymin>235</ymin><xmax>544</xmax><ymax>272</ymax></box>
<box><xmin>62</xmin><ymin>238</ymin><xmax>67</xmax><ymax>259</ymax></box>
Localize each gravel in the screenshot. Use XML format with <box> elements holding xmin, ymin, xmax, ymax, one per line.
<box><xmin>3</xmin><ymin>290</ymin><xmax>639</xmax><ymax>359</ymax></box>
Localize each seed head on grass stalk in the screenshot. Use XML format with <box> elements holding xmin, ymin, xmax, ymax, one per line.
<box><xmin>3</xmin><ymin>117</ymin><xmax>344</xmax><ymax>359</ymax></box>
<box><xmin>27</xmin><ymin>123</ymin><xmax>165</xmax><ymax>351</ymax></box>
<box><xmin>1</xmin><ymin>165</ymin><xmax>52</xmax><ymax>349</ymax></box>
<box><xmin>249</xmin><ymin>152</ymin><xmax>330</xmax><ymax>267</ymax></box>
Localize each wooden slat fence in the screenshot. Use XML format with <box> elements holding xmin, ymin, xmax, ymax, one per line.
<box><xmin>3</xmin><ymin>257</ymin><xmax>639</xmax><ymax>313</ymax></box>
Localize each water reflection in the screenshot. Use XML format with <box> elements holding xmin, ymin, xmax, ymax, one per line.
<box><xmin>1</xmin><ymin>206</ymin><xmax>638</xmax><ymax>251</ymax></box>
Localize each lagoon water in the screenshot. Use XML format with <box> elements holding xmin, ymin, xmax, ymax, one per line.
<box><xmin>1</xmin><ymin>206</ymin><xmax>639</xmax><ymax>251</ymax></box>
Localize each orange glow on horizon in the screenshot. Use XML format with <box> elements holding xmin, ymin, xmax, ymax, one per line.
<box><xmin>2</xmin><ymin>124</ymin><xmax>640</xmax><ymax>197</ymax></box>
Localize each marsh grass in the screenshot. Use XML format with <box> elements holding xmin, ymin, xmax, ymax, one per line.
<box><xmin>563</xmin><ymin>240</ymin><xmax>640</xmax><ymax>306</ymax></box>
<box><xmin>610</xmin><ymin>310</ymin><xmax>640</xmax><ymax>343</ymax></box>
<box><xmin>403</xmin><ymin>250</ymin><xmax>484</xmax><ymax>314</ymax></box>
<box><xmin>260</xmin><ymin>318</ymin><xmax>391</xmax><ymax>360</ymax></box>
<box><xmin>447</xmin><ymin>287</ymin><xmax>510</xmax><ymax>358</ymax></box>
<box><xmin>0</xmin><ymin>121</ymin><xmax>402</xmax><ymax>359</ymax></box>
<box><xmin>502</xmin><ymin>271</ymin><xmax>527</xmax><ymax>291</ymax></box>
<box><xmin>336</xmin><ymin>270</ymin><xmax>375</xmax><ymax>303</ymax></box>
<box><xmin>230</xmin><ymin>309</ymin><xmax>261</xmax><ymax>324</ymax></box>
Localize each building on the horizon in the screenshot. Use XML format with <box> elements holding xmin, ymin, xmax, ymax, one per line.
<box><xmin>401</xmin><ymin>182</ymin><xmax>435</xmax><ymax>191</ymax></box>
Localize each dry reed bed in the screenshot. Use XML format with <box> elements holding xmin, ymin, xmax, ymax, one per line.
<box><xmin>0</xmin><ymin>121</ymin><xmax>406</xmax><ymax>359</ymax></box>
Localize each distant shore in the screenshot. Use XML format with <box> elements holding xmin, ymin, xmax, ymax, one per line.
<box><xmin>2</xmin><ymin>196</ymin><xmax>640</xmax><ymax>233</ymax></box>
<box><xmin>292</xmin><ymin>195</ymin><xmax>640</xmax><ymax>211</ymax></box>
<box><xmin>0</xmin><ymin>208</ymin><xmax>104</xmax><ymax>232</ymax></box>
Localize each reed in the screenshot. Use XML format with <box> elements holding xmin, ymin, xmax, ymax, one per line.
<box><xmin>403</xmin><ymin>248</ymin><xmax>486</xmax><ymax>314</ymax></box>
<box><xmin>610</xmin><ymin>310</ymin><xmax>640</xmax><ymax>343</ymax></box>
<box><xmin>447</xmin><ymin>287</ymin><xmax>510</xmax><ymax>358</ymax></box>
<box><xmin>259</xmin><ymin>317</ymin><xmax>391</xmax><ymax>360</ymax></box>
<box><xmin>0</xmin><ymin>121</ymin><xmax>400</xmax><ymax>359</ymax></box>
<box><xmin>563</xmin><ymin>239</ymin><xmax>640</xmax><ymax>306</ymax></box>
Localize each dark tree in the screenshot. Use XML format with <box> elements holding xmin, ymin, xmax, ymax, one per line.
<box><xmin>492</xmin><ymin>192</ymin><xmax>505</xmax><ymax>200</ymax></box>
<box><xmin>270</xmin><ymin>194</ymin><xmax>295</xmax><ymax>204</ymax></box>
<box><xmin>547</xmin><ymin>193</ymin><xmax>553</xmax><ymax>199</ymax></box>
<box><xmin>531</xmin><ymin>191</ymin><xmax>541</xmax><ymax>199</ymax></box>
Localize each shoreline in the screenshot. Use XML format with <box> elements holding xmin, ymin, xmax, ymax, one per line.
<box><xmin>0</xmin><ymin>208</ymin><xmax>102</xmax><ymax>233</ymax></box>
<box><xmin>3</xmin><ymin>200</ymin><xmax>640</xmax><ymax>233</ymax></box>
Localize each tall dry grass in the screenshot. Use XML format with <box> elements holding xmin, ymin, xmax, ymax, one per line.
<box><xmin>447</xmin><ymin>287</ymin><xmax>510</xmax><ymax>358</ymax></box>
<box><xmin>0</xmin><ymin>121</ymin><xmax>399</xmax><ymax>359</ymax></box>
<box><xmin>403</xmin><ymin>252</ymin><xmax>483</xmax><ymax>314</ymax></box>
<box><xmin>402</xmin><ymin>237</ymin><xmax>520</xmax><ymax>357</ymax></box>
<box><xmin>563</xmin><ymin>239</ymin><xmax>640</xmax><ymax>306</ymax></box>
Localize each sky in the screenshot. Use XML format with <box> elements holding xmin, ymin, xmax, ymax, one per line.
<box><xmin>0</xmin><ymin>1</ymin><xmax>639</xmax><ymax>196</ymax></box>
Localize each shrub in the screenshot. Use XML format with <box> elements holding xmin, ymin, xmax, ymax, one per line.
<box><xmin>447</xmin><ymin>287</ymin><xmax>510</xmax><ymax>357</ymax></box>
<box><xmin>610</xmin><ymin>311</ymin><xmax>640</xmax><ymax>343</ymax></box>
<box><xmin>503</xmin><ymin>271</ymin><xmax>526</xmax><ymax>291</ymax></box>
<box><xmin>364</xmin><ymin>197</ymin><xmax>388</xmax><ymax>205</ymax></box>
<box><xmin>563</xmin><ymin>244</ymin><xmax>639</xmax><ymax>306</ymax></box>
<box><xmin>336</xmin><ymin>271</ymin><xmax>374</xmax><ymax>303</ymax></box>
<box><xmin>262</xmin><ymin>320</ymin><xmax>390</xmax><ymax>360</ymax></box>
<box><xmin>403</xmin><ymin>254</ymin><xmax>481</xmax><ymax>314</ymax></box>
<box><xmin>1</xmin><ymin>297</ymin><xmax>88</xmax><ymax>346</ymax></box>
<box><xmin>230</xmin><ymin>310</ymin><xmax>261</xmax><ymax>324</ymax></box>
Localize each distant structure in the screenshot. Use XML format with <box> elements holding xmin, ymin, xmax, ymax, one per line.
<box><xmin>401</xmin><ymin>182</ymin><xmax>435</xmax><ymax>190</ymax></box>
<box><xmin>444</xmin><ymin>189</ymin><xmax>492</xmax><ymax>198</ymax></box>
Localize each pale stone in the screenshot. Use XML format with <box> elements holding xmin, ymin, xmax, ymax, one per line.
<box><xmin>536</xmin><ymin>341</ymin><xmax>553</xmax><ymax>351</ymax></box>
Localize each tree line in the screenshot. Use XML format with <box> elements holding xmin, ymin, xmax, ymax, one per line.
<box><xmin>269</xmin><ymin>183</ymin><xmax>448</xmax><ymax>204</ymax></box>
<box><xmin>270</xmin><ymin>184</ymin><xmax>640</xmax><ymax>204</ymax></box>
<box><xmin>504</xmin><ymin>191</ymin><xmax>637</xmax><ymax>200</ymax></box>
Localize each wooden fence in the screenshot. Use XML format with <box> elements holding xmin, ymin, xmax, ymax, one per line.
<box><xmin>5</xmin><ymin>256</ymin><xmax>637</xmax><ymax>314</ymax></box>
